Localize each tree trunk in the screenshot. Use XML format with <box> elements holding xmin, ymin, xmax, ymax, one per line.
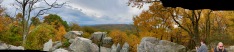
<box><xmin>22</xmin><ymin>0</ymin><xmax>27</xmax><ymax>46</ymax></box>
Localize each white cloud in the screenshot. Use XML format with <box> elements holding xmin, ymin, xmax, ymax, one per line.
<box><xmin>2</xmin><ymin>0</ymin><xmax>151</xmax><ymax>25</ymax></box>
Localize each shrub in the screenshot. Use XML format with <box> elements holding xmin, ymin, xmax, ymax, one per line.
<box><xmin>25</xmin><ymin>23</ymin><xmax>56</xmax><ymax>50</ymax></box>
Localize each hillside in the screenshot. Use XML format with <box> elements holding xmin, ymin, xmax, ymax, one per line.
<box><xmin>81</xmin><ymin>24</ymin><xmax>137</xmax><ymax>32</ymax></box>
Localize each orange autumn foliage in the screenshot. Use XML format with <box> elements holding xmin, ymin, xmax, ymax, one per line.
<box><xmin>109</xmin><ymin>29</ymin><xmax>128</xmax><ymax>46</ymax></box>
<box><xmin>55</xmin><ymin>25</ymin><xmax>67</xmax><ymax>41</ymax></box>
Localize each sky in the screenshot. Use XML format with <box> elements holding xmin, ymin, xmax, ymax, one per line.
<box><xmin>1</xmin><ymin>0</ymin><xmax>151</xmax><ymax>26</ymax></box>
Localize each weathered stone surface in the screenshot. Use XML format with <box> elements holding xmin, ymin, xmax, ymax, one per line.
<box><xmin>137</xmin><ymin>37</ymin><xmax>186</xmax><ymax>52</ymax></box>
<box><xmin>69</xmin><ymin>39</ymin><xmax>75</xmax><ymax>43</ymax></box>
<box><xmin>116</xmin><ymin>43</ymin><xmax>121</xmax><ymax>52</ymax></box>
<box><xmin>0</xmin><ymin>42</ymin><xmax>24</xmax><ymax>50</ymax></box>
<box><xmin>226</xmin><ymin>46</ymin><xmax>234</xmax><ymax>52</ymax></box>
<box><xmin>101</xmin><ymin>47</ymin><xmax>111</xmax><ymax>52</ymax></box>
<box><xmin>0</xmin><ymin>43</ymin><xmax>8</xmax><ymax>50</ymax></box>
<box><xmin>90</xmin><ymin>32</ymin><xmax>107</xmax><ymax>44</ymax></box>
<box><xmin>64</xmin><ymin>31</ymin><xmax>83</xmax><ymax>39</ymax></box>
<box><xmin>51</xmin><ymin>41</ymin><xmax>63</xmax><ymax>51</ymax></box>
<box><xmin>102</xmin><ymin>37</ymin><xmax>113</xmax><ymax>48</ymax></box>
<box><xmin>43</xmin><ymin>39</ymin><xmax>53</xmax><ymax>51</ymax></box>
<box><xmin>69</xmin><ymin>37</ymin><xmax>97</xmax><ymax>52</ymax></box>
<box><xmin>120</xmin><ymin>42</ymin><xmax>129</xmax><ymax>52</ymax></box>
<box><xmin>91</xmin><ymin>43</ymin><xmax>99</xmax><ymax>52</ymax></box>
<box><xmin>53</xmin><ymin>48</ymin><xmax>69</xmax><ymax>52</ymax></box>
<box><xmin>111</xmin><ymin>44</ymin><xmax>117</xmax><ymax>52</ymax></box>
<box><xmin>111</xmin><ymin>43</ymin><xmax>122</xmax><ymax>52</ymax></box>
<box><xmin>8</xmin><ymin>45</ymin><xmax>24</xmax><ymax>50</ymax></box>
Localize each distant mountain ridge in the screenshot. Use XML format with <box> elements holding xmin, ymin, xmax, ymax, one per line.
<box><xmin>81</xmin><ymin>24</ymin><xmax>137</xmax><ymax>32</ymax></box>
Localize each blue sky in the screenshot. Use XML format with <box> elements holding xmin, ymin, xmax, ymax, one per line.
<box><xmin>1</xmin><ymin>0</ymin><xmax>151</xmax><ymax>25</ymax></box>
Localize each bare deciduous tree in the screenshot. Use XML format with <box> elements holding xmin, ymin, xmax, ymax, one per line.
<box><xmin>14</xmin><ymin>0</ymin><xmax>66</xmax><ymax>46</ymax></box>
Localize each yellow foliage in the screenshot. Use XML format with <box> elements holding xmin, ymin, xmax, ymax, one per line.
<box><xmin>83</xmin><ymin>32</ymin><xmax>91</xmax><ymax>38</ymax></box>
<box><xmin>26</xmin><ymin>23</ymin><xmax>56</xmax><ymax>50</ymax></box>
<box><xmin>127</xmin><ymin>34</ymin><xmax>140</xmax><ymax>52</ymax></box>
<box><xmin>54</xmin><ymin>25</ymin><xmax>67</xmax><ymax>41</ymax></box>
<box><xmin>138</xmin><ymin>31</ymin><xmax>156</xmax><ymax>38</ymax></box>
<box><xmin>109</xmin><ymin>29</ymin><xmax>128</xmax><ymax>46</ymax></box>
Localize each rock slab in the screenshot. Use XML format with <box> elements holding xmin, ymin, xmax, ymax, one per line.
<box><xmin>137</xmin><ymin>37</ymin><xmax>186</xmax><ymax>52</ymax></box>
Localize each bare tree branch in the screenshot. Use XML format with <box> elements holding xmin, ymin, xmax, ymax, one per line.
<box><xmin>16</xmin><ymin>0</ymin><xmax>22</xmax><ymax>5</ymax></box>
<box><xmin>34</xmin><ymin>0</ymin><xmax>65</xmax><ymax>17</ymax></box>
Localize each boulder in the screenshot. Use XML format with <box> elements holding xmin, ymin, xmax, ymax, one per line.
<box><xmin>90</xmin><ymin>32</ymin><xmax>107</xmax><ymax>44</ymax></box>
<box><xmin>137</xmin><ymin>37</ymin><xmax>186</xmax><ymax>52</ymax></box>
<box><xmin>0</xmin><ymin>43</ymin><xmax>8</xmax><ymax>50</ymax></box>
<box><xmin>69</xmin><ymin>39</ymin><xmax>75</xmax><ymax>43</ymax></box>
<box><xmin>69</xmin><ymin>37</ymin><xmax>97</xmax><ymax>52</ymax></box>
<box><xmin>51</xmin><ymin>41</ymin><xmax>63</xmax><ymax>51</ymax></box>
<box><xmin>43</xmin><ymin>39</ymin><xmax>53</xmax><ymax>51</ymax></box>
<box><xmin>8</xmin><ymin>45</ymin><xmax>24</xmax><ymax>50</ymax></box>
<box><xmin>64</xmin><ymin>31</ymin><xmax>83</xmax><ymax>39</ymax></box>
<box><xmin>101</xmin><ymin>47</ymin><xmax>111</xmax><ymax>52</ymax></box>
<box><xmin>111</xmin><ymin>44</ymin><xmax>117</xmax><ymax>52</ymax></box>
<box><xmin>0</xmin><ymin>42</ymin><xmax>24</xmax><ymax>50</ymax></box>
<box><xmin>226</xmin><ymin>46</ymin><xmax>234</xmax><ymax>52</ymax></box>
<box><xmin>120</xmin><ymin>42</ymin><xmax>129</xmax><ymax>52</ymax></box>
<box><xmin>53</xmin><ymin>48</ymin><xmax>69</xmax><ymax>52</ymax></box>
<box><xmin>91</xmin><ymin>43</ymin><xmax>99</xmax><ymax>52</ymax></box>
<box><xmin>102</xmin><ymin>37</ymin><xmax>113</xmax><ymax>48</ymax></box>
<box><xmin>116</xmin><ymin>43</ymin><xmax>121</xmax><ymax>52</ymax></box>
<box><xmin>111</xmin><ymin>43</ymin><xmax>122</xmax><ymax>52</ymax></box>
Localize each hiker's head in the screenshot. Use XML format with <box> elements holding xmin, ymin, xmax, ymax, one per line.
<box><xmin>200</xmin><ymin>39</ymin><xmax>206</xmax><ymax>45</ymax></box>
<box><xmin>218</xmin><ymin>42</ymin><xmax>224</xmax><ymax>49</ymax></box>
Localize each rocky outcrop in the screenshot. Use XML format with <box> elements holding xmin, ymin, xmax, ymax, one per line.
<box><xmin>116</xmin><ymin>43</ymin><xmax>121</xmax><ymax>52</ymax></box>
<box><xmin>64</xmin><ymin>31</ymin><xmax>83</xmax><ymax>39</ymax></box>
<box><xmin>101</xmin><ymin>47</ymin><xmax>111</xmax><ymax>52</ymax></box>
<box><xmin>0</xmin><ymin>43</ymin><xmax>8</xmax><ymax>49</ymax></box>
<box><xmin>91</xmin><ymin>43</ymin><xmax>99</xmax><ymax>52</ymax></box>
<box><xmin>69</xmin><ymin>37</ymin><xmax>98</xmax><ymax>52</ymax></box>
<box><xmin>43</xmin><ymin>39</ymin><xmax>63</xmax><ymax>51</ymax></box>
<box><xmin>137</xmin><ymin>37</ymin><xmax>186</xmax><ymax>52</ymax></box>
<box><xmin>90</xmin><ymin>32</ymin><xmax>107</xmax><ymax>44</ymax></box>
<box><xmin>53</xmin><ymin>48</ymin><xmax>69</xmax><ymax>52</ymax></box>
<box><xmin>43</xmin><ymin>39</ymin><xmax>53</xmax><ymax>51</ymax></box>
<box><xmin>68</xmin><ymin>39</ymin><xmax>75</xmax><ymax>43</ymax></box>
<box><xmin>0</xmin><ymin>42</ymin><xmax>24</xmax><ymax>50</ymax></box>
<box><xmin>51</xmin><ymin>41</ymin><xmax>63</xmax><ymax>51</ymax></box>
<box><xmin>8</xmin><ymin>45</ymin><xmax>24</xmax><ymax>50</ymax></box>
<box><xmin>120</xmin><ymin>42</ymin><xmax>129</xmax><ymax>52</ymax></box>
<box><xmin>102</xmin><ymin>37</ymin><xmax>113</xmax><ymax>48</ymax></box>
<box><xmin>111</xmin><ymin>44</ymin><xmax>117</xmax><ymax>52</ymax></box>
<box><xmin>226</xmin><ymin>46</ymin><xmax>234</xmax><ymax>52</ymax></box>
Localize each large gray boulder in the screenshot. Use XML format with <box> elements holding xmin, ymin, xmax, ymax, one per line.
<box><xmin>69</xmin><ymin>39</ymin><xmax>75</xmax><ymax>43</ymax></box>
<box><xmin>102</xmin><ymin>37</ymin><xmax>113</xmax><ymax>48</ymax></box>
<box><xmin>43</xmin><ymin>39</ymin><xmax>53</xmax><ymax>51</ymax></box>
<box><xmin>226</xmin><ymin>46</ymin><xmax>234</xmax><ymax>52</ymax></box>
<box><xmin>101</xmin><ymin>47</ymin><xmax>111</xmax><ymax>52</ymax></box>
<box><xmin>111</xmin><ymin>43</ymin><xmax>121</xmax><ymax>52</ymax></box>
<box><xmin>69</xmin><ymin>37</ymin><xmax>98</xmax><ymax>52</ymax></box>
<box><xmin>53</xmin><ymin>48</ymin><xmax>69</xmax><ymax>52</ymax></box>
<box><xmin>0</xmin><ymin>43</ymin><xmax>8</xmax><ymax>50</ymax></box>
<box><xmin>91</xmin><ymin>43</ymin><xmax>99</xmax><ymax>52</ymax></box>
<box><xmin>8</xmin><ymin>45</ymin><xmax>24</xmax><ymax>50</ymax></box>
<box><xmin>111</xmin><ymin>44</ymin><xmax>117</xmax><ymax>52</ymax></box>
<box><xmin>120</xmin><ymin>42</ymin><xmax>129</xmax><ymax>52</ymax></box>
<box><xmin>90</xmin><ymin>32</ymin><xmax>107</xmax><ymax>44</ymax></box>
<box><xmin>137</xmin><ymin>37</ymin><xmax>186</xmax><ymax>52</ymax></box>
<box><xmin>116</xmin><ymin>43</ymin><xmax>121</xmax><ymax>52</ymax></box>
<box><xmin>64</xmin><ymin>31</ymin><xmax>83</xmax><ymax>39</ymax></box>
<box><xmin>51</xmin><ymin>41</ymin><xmax>63</xmax><ymax>51</ymax></box>
<box><xmin>0</xmin><ymin>42</ymin><xmax>24</xmax><ymax>50</ymax></box>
